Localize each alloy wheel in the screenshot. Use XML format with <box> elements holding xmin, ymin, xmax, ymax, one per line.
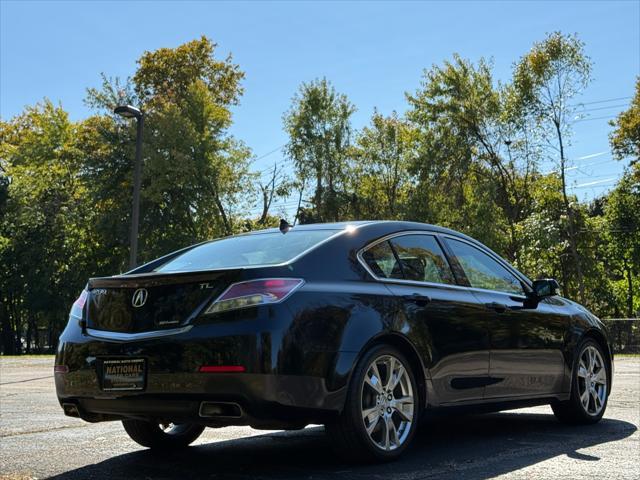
<box><xmin>577</xmin><ymin>345</ymin><xmax>607</xmax><ymax>416</ymax></box>
<box><xmin>360</xmin><ymin>354</ymin><xmax>414</xmax><ymax>451</ymax></box>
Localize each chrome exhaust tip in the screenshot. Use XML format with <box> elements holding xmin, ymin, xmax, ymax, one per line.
<box><xmin>199</xmin><ymin>401</ymin><xmax>243</xmax><ymax>418</ymax></box>
<box><xmin>62</xmin><ymin>403</ymin><xmax>80</xmax><ymax>418</ymax></box>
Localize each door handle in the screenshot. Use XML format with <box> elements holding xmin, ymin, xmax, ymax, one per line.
<box><xmin>485</xmin><ymin>302</ymin><xmax>508</xmax><ymax>313</ymax></box>
<box><xmin>403</xmin><ymin>293</ymin><xmax>431</xmax><ymax>307</ymax></box>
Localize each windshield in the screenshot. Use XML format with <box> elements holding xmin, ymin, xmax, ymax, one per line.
<box><xmin>155</xmin><ymin>230</ymin><xmax>340</xmax><ymax>272</ymax></box>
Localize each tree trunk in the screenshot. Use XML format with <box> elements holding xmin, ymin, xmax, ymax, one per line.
<box><xmin>556</xmin><ymin>121</ymin><xmax>585</xmax><ymax>302</ymax></box>
<box><xmin>259</xmin><ymin>165</ymin><xmax>277</xmax><ymax>225</ymax></box>
<box><xmin>314</xmin><ymin>172</ymin><xmax>323</xmax><ymax>221</ymax></box>
<box><xmin>213</xmin><ymin>194</ymin><xmax>232</xmax><ymax>236</ymax></box>
<box><xmin>625</xmin><ymin>259</ymin><xmax>634</xmax><ymax>318</ymax></box>
<box><xmin>259</xmin><ymin>186</ymin><xmax>269</xmax><ymax>225</ymax></box>
<box><xmin>25</xmin><ymin>315</ymin><xmax>32</xmax><ymax>354</ymax></box>
<box><xmin>560</xmin><ymin>256</ymin><xmax>570</xmax><ymax>298</ymax></box>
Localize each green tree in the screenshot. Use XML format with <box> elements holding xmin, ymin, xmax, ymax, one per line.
<box><xmin>513</xmin><ymin>32</ymin><xmax>592</xmax><ymax>302</ymax></box>
<box><xmin>604</xmin><ymin>168</ymin><xmax>640</xmax><ymax>318</ymax></box>
<box><xmin>133</xmin><ymin>36</ymin><xmax>244</xmax><ymax>109</ymax></box>
<box><xmin>283</xmin><ymin>78</ymin><xmax>356</xmax><ymax>222</ymax></box>
<box><xmin>85</xmin><ymin>37</ymin><xmax>252</xmax><ymax>260</ymax></box>
<box><xmin>610</xmin><ymin>77</ymin><xmax>640</xmax><ymax>164</ymax></box>
<box><xmin>0</xmin><ymin>101</ymin><xmax>93</xmax><ymax>352</ymax></box>
<box><xmin>406</xmin><ymin>55</ymin><xmax>539</xmax><ymax>260</ymax></box>
<box><xmin>349</xmin><ymin>111</ymin><xmax>416</xmax><ymax>219</ymax></box>
<box><xmin>0</xmin><ymin>37</ymin><xmax>255</xmax><ymax>353</ymax></box>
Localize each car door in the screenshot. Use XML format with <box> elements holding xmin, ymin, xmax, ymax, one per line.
<box><xmin>361</xmin><ymin>233</ymin><xmax>491</xmax><ymax>404</ymax></box>
<box><xmin>443</xmin><ymin>237</ymin><xmax>566</xmax><ymax>399</ymax></box>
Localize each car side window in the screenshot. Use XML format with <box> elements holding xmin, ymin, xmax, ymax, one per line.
<box><xmin>388</xmin><ymin>235</ymin><xmax>455</xmax><ymax>285</ymax></box>
<box><xmin>361</xmin><ymin>241</ymin><xmax>404</xmax><ymax>279</ymax></box>
<box><xmin>446</xmin><ymin>238</ymin><xmax>524</xmax><ymax>295</ymax></box>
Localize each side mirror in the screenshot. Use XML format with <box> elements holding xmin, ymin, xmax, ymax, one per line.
<box><xmin>532</xmin><ymin>278</ymin><xmax>560</xmax><ymax>299</ymax></box>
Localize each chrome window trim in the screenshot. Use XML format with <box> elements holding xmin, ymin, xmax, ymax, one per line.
<box><xmin>356</xmin><ymin>231</ymin><xmax>458</xmax><ymax>289</ymax></box>
<box><xmin>86</xmin><ymin>325</ymin><xmax>193</xmax><ymax>342</ymax></box>
<box><xmin>357</xmin><ymin>230</ymin><xmax>531</xmax><ymax>298</ymax></box>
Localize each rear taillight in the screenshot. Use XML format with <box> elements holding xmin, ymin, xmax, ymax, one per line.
<box><xmin>199</xmin><ymin>365</ymin><xmax>246</xmax><ymax>373</ymax></box>
<box><xmin>205</xmin><ymin>278</ymin><xmax>304</xmax><ymax>314</ymax></box>
<box><xmin>70</xmin><ymin>289</ymin><xmax>88</xmax><ymax>319</ymax></box>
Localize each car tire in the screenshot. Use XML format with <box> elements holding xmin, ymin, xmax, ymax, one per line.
<box><xmin>552</xmin><ymin>338</ymin><xmax>610</xmax><ymax>425</ymax></box>
<box><xmin>122</xmin><ymin>420</ymin><xmax>205</xmax><ymax>450</ymax></box>
<box><xmin>325</xmin><ymin>344</ymin><xmax>419</xmax><ymax>462</ymax></box>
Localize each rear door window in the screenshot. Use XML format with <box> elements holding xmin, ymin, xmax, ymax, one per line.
<box><xmin>361</xmin><ymin>241</ymin><xmax>404</xmax><ymax>279</ymax></box>
<box><xmin>361</xmin><ymin>234</ymin><xmax>455</xmax><ymax>285</ymax></box>
<box><xmin>389</xmin><ymin>235</ymin><xmax>455</xmax><ymax>284</ymax></box>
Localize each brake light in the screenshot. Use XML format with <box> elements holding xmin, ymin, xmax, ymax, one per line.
<box><xmin>205</xmin><ymin>278</ymin><xmax>304</xmax><ymax>314</ymax></box>
<box><xmin>199</xmin><ymin>365</ymin><xmax>246</xmax><ymax>373</ymax></box>
<box><xmin>70</xmin><ymin>289</ymin><xmax>88</xmax><ymax>319</ymax></box>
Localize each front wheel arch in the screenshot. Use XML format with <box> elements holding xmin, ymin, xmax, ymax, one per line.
<box><xmin>576</xmin><ymin>329</ymin><xmax>613</xmax><ymax>392</ymax></box>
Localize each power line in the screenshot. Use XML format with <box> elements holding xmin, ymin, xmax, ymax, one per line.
<box><xmin>573</xmin><ymin>96</ymin><xmax>632</xmax><ymax>106</ymax></box>
<box><xmin>576</xmin><ymin>151</ymin><xmax>608</xmax><ymax>160</ymax></box>
<box><xmin>573</xmin><ymin>115</ymin><xmax>618</xmax><ymax>123</ymax></box>
<box><xmin>570</xmin><ymin>182</ymin><xmax>617</xmax><ymax>190</ymax></box>
<box><xmin>544</xmin><ymin>158</ymin><xmax>617</xmax><ymax>174</ymax></box>
<box><xmin>576</xmin><ymin>103</ymin><xmax>629</xmax><ymax>113</ymax></box>
<box><xmin>250</xmin><ymin>143</ymin><xmax>287</xmax><ymax>165</ymax></box>
<box><xmin>573</xmin><ymin>177</ymin><xmax>618</xmax><ymax>188</ymax></box>
<box><xmin>568</xmin><ymin>173</ymin><xmax>621</xmax><ymax>180</ymax></box>
<box><xmin>245</xmin><ymin>201</ymin><xmax>302</xmax><ymax>216</ymax></box>
<box><xmin>570</xmin><ymin>158</ymin><xmax>619</xmax><ymax>170</ymax></box>
<box><xmin>254</xmin><ymin>157</ymin><xmax>295</xmax><ymax>180</ymax></box>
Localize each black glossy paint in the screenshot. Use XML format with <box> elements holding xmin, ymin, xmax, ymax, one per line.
<box><xmin>55</xmin><ymin>221</ymin><xmax>614</xmax><ymax>429</ymax></box>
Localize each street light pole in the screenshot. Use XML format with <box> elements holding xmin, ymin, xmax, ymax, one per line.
<box><xmin>114</xmin><ymin>105</ymin><xmax>144</xmax><ymax>270</ymax></box>
<box><xmin>130</xmin><ymin>114</ymin><xmax>144</xmax><ymax>270</ymax></box>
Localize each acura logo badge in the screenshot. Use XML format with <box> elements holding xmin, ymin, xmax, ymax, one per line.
<box><xmin>132</xmin><ymin>288</ymin><xmax>148</xmax><ymax>308</ymax></box>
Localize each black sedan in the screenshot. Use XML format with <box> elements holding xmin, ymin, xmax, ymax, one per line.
<box><xmin>55</xmin><ymin>221</ymin><xmax>613</xmax><ymax>461</ymax></box>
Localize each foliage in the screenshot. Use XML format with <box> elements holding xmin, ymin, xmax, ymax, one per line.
<box><xmin>512</xmin><ymin>31</ymin><xmax>593</xmax><ymax>302</ymax></box>
<box><xmin>0</xmin><ymin>102</ymin><xmax>94</xmax><ymax>352</ymax></box>
<box><xmin>348</xmin><ymin>111</ymin><xmax>417</xmax><ymax>219</ymax></box>
<box><xmin>283</xmin><ymin>78</ymin><xmax>356</xmax><ymax>222</ymax></box>
<box><xmin>405</xmin><ymin>55</ymin><xmax>539</xmax><ymax>259</ymax></box>
<box><xmin>603</xmin><ymin>167</ymin><xmax>640</xmax><ymax>317</ymax></box>
<box><xmin>1</xmin><ymin>38</ymin><xmax>254</xmax><ymax>353</ymax></box>
<box><xmin>1</xmin><ymin>33</ymin><xmax>638</xmax><ymax>354</ymax></box>
<box><xmin>609</xmin><ymin>77</ymin><xmax>640</xmax><ymax>164</ymax></box>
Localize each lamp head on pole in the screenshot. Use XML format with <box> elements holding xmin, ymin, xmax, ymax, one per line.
<box><xmin>114</xmin><ymin>105</ymin><xmax>142</xmax><ymax>119</ymax></box>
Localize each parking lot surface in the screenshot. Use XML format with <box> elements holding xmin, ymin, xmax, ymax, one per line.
<box><xmin>1</xmin><ymin>356</ymin><xmax>638</xmax><ymax>480</ymax></box>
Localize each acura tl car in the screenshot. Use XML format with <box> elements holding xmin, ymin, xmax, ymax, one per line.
<box><xmin>55</xmin><ymin>221</ymin><xmax>613</xmax><ymax>461</ymax></box>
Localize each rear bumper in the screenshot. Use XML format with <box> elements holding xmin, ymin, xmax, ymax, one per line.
<box><xmin>55</xmin><ymin>317</ymin><xmax>353</xmax><ymax>427</ymax></box>
<box><xmin>57</xmin><ymin>374</ymin><xmax>343</xmax><ymax>428</ymax></box>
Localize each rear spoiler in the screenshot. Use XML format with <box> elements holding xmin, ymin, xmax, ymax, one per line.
<box><xmin>88</xmin><ymin>269</ymin><xmax>242</xmax><ymax>289</ymax></box>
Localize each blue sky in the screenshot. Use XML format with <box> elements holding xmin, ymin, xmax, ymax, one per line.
<box><xmin>1</xmin><ymin>0</ymin><xmax>638</xmax><ymax>213</ymax></box>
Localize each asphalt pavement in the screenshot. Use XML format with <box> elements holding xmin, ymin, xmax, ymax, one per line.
<box><xmin>1</xmin><ymin>356</ymin><xmax>638</xmax><ymax>480</ymax></box>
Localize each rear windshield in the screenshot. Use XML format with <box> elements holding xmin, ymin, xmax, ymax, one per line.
<box><xmin>155</xmin><ymin>230</ymin><xmax>340</xmax><ymax>272</ymax></box>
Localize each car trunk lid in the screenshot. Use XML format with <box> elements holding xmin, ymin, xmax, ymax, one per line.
<box><xmin>86</xmin><ymin>270</ymin><xmax>239</xmax><ymax>333</ymax></box>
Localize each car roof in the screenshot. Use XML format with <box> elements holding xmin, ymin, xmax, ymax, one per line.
<box><xmin>245</xmin><ymin>220</ymin><xmax>374</xmax><ymax>234</ymax></box>
<box><xmin>245</xmin><ymin>220</ymin><xmax>471</xmax><ymax>239</ymax></box>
